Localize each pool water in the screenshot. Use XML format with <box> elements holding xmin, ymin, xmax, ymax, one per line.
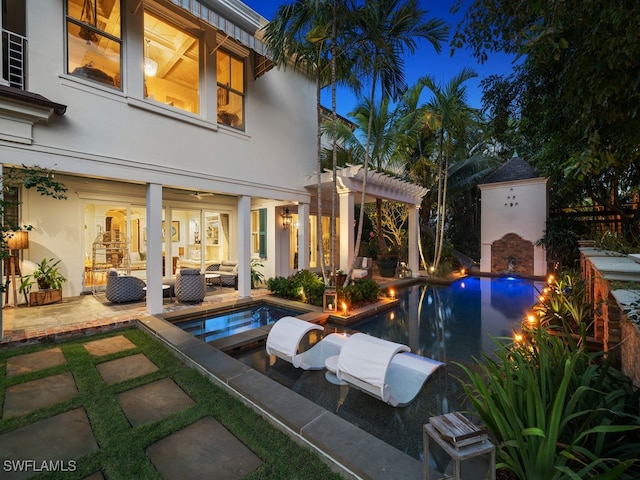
<box><xmin>234</xmin><ymin>276</ymin><xmax>542</xmax><ymax>463</ymax></box>
<box><xmin>176</xmin><ymin>304</ymin><xmax>304</xmax><ymax>343</ymax></box>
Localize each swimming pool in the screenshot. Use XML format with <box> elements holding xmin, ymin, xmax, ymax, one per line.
<box><xmin>175</xmin><ymin>303</ymin><xmax>305</xmax><ymax>343</ymax></box>
<box><xmin>234</xmin><ymin>276</ymin><xmax>542</xmax><ymax>464</ymax></box>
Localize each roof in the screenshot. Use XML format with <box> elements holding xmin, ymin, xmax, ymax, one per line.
<box><xmin>481</xmin><ymin>157</ymin><xmax>539</xmax><ymax>185</ymax></box>
<box><xmin>0</xmin><ymin>84</ymin><xmax>67</xmax><ymax>115</ymax></box>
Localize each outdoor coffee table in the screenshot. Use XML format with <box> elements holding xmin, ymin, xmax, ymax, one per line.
<box><xmin>143</xmin><ymin>284</ymin><xmax>172</xmax><ymax>300</ymax></box>
<box><xmin>205</xmin><ymin>273</ymin><xmax>222</xmax><ymax>288</ymax></box>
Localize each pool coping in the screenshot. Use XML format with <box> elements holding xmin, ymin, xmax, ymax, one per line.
<box><xmin>137</xmin><ymin>312</ymin><xmax>425</xmax><ymax>480</ymax></box>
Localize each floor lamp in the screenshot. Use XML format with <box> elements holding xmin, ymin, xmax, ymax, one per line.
<box><xmin>5</xmin><ymin>231</ymin><xmax>29</xmax><ymax>307</ymax></box>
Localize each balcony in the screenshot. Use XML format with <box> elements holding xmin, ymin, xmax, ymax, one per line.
<box><xmin>2</xmin><ymin>28</ymin><xmax>27</xmax><ymax>90</ymax></box>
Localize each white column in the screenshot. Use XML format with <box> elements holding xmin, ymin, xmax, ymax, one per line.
<box><xmin>408</xmin><ymin>204</ymin><xmax>420</xmax><ymax>277</ymax></box>
<box><xmin>237</xmin><ymin>195</ymin><xmax>251</xmax><ymax>298</ymax></box>
<box><xmin>146</xmin><ymin>183</ymin><xmax>163</xmax><ymax>314</ymax></box>
<box><xmin>297</xmin><ymin>203</ymin><xmax>310</xmax><ymax>271</ymax></box>
<box><xmin>338</xmin><ymin>190</ymin><xmax>355</xmax><ymax>271</ymax></box>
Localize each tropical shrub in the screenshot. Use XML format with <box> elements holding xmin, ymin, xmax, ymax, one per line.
<box><xmin>535</xmin><ymin>272</ymin><xmax>592</xmax><ymax>335</ymax></box>
<box><xmin>456</xmin><ymin>322</ymin><xmax>640</xmax><ymax>479</ymax></box>
<box><xmin>339</xmin><ymin>279</ymin><xmax>380</xmax><ymax>307</ymax></box>
<box><xmin>267</xmin><ymin>270</ymin><xmax>325</xmax><ymax>306</ymax></box>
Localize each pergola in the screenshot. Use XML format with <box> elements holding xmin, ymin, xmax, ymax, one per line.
<box><xmin>304</xmin><ymin>164</ymin><xmax>429</xmax><ymax>276</ymax></box>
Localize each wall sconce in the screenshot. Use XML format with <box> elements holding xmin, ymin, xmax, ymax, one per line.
<box><xmin>323</xmin><ymin>289</ymin><xmax>337</xmax><ymax>313</ymax></box>
<box><xmin>4</xmin><ymin>230</ymin><xmax>29</xmax><ymax>307</ymax></box>
<box><xmin>281</xmin><ymin>207</ymin><xmax>292</xmax><ymax>229</ymax></box>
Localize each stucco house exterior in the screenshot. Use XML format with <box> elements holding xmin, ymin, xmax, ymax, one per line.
<box><xmin>0</xmin><ymin>0</ymin><xmax>322</xmax><ymax>314</ymax></box>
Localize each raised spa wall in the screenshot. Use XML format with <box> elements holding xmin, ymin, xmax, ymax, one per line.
<box><xmin>580</xmin><ymin>248</ymin><xmax>640</xmax><ymax>389</ymax></box>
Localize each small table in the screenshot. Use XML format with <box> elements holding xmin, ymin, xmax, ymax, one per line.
<box><xmin>143</xmin><ymin>284</ymin><xmax>172</xmax><ymax>300</ymax></box>
<box><xmin>205</xmin><ymin>273</ymin><xmax>222</xmax><ymax>288</ymax></box>
<box><xmin>423</xmin><ymin>413</ymin><xmax>495</xmax><ymax>480</ymax></box>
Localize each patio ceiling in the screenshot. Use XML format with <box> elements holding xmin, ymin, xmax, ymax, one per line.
<box><xmin>304</xmin><ymin>164</ymin><xmax>428</xmax><ymax>206</ymax></box>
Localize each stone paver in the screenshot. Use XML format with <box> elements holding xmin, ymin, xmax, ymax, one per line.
<box><xmin>147</xmin><ymin>416</ymin><xmax>263</xmax><ymax>480</ymax></box>
<box><xmin>96</xmin><ymin>353</ymin><xmax>158</xmax><ymax>385</ymax></box>
<box><xmin>83</xmin><ymin>335</ymin><xmax>136</xmax><ymax>356</ymax></box>
<box><xmin>0</xmin><ymin>408</ymin><xmax>98</xmax><ymax>480</ymax></box>
<box><xmin>6</xmin><ymin>347</ymin><xmax>66</xmax><ymax>377</ymax></box>
<box><xmin>3</xmin><ymin>372</ymin><xmax>78</xmax><ymax>419</ymax></box>
<box><xmin>117</xmin><ymin>377</ymin><xmax>195</xmax><ymax>427</ymax></box>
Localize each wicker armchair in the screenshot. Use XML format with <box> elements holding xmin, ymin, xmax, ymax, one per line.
<box><xmin>105</xmin><ymin>269</ymin><xmax>146</xmax><ymax>303</ymax></box>
<box><xmin>174</xmin><ymin>268</ymin><xmax>206</xmax><ymax>303</ymax></box>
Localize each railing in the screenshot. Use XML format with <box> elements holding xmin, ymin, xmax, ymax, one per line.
<box><xmin>2</xmin><ymin>28</ymin><xmax>27</xmax><ymax>90</ymax></box>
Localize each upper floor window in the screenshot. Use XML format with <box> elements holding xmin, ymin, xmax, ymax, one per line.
<box><xmin>217</xmin><ymin>50</ymin><xmax>244</xmax><ymax>130</ymax></box>
<box><xmin>66</xmin><ymin>0</ymin><xmax>122</xmax><ymax>88</ymax></box>
<box><xmin>144</xmin><ymin>11</ymin><xmax>200</xmax><ymax>114</ymax></box>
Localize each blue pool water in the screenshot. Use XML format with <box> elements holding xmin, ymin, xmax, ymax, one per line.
<box><xmin>176</xmin><ymin>304</ymin><xmax>304</xmax><ymax>343</ymax></box>
<box><xmin>235</xmin><ymin>276</ymin><xmax>542</xmax><ymax>463</ymax></box>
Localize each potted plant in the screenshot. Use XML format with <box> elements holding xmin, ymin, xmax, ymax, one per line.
<box><xmin>250</xmin><ymin>259</ymin><xmax>265</xmax><ymax>289</ymax></box>
<box><xmin>19</xmin><ymin>257</ymin><xmax>67</xmax><ymax>305</ymax></box>
<box><xmin>377</xmin><ymin>246</ymin><xmax>399</xmax><ymax>278</ymax></box>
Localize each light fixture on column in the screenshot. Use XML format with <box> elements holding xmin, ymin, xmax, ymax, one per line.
<box><xmin>281</xmin><ymin>207</ymin><xmax>292</xmax><ymax>229</ymax></box>
<box><xmin>144</xmin><ymin>38</ymin><xmax>158</xmax><ymax>77</ymax></box>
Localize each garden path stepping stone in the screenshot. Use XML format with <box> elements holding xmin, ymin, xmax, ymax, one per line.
<box><xmin>6</xmin><ymin>347</ymin><xmax>66</xmax><ymax>377</ymax></box>
<box><xmin>96</xmin><ymin>353</ymin><xmax>158</xmax><ymax>385</ymax></box>
<box><xmin>117</xmin><ymin>377</ymin><xmax>195</xmax><ymax>427</ymax></box>
<box><xmin>147</xmin><ymin>417</ymin><xmax>263</xmax><ymax>480</ymax></box>
<box><xmin>83</xmin><ymin>335</ymin><xmax>136</xmax><ymax>356</ymax></box>
<box><xmin>3</xmin><ymin>372</ymin><xmax>78</xmax><ymax>419</ymax></box>
<box><xmin>0</xmin><ymin>408</ymin><xmax>98</xmax><ymax>480</ymax></box>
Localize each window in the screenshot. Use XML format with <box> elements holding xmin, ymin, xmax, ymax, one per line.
<box><xmin>66</xmin><ymin>0</ymin><xmax>122</xmax><ymax>88</ymax></box>
<box><xmin>217</xmin><ymin>50</ymin><xmax>244</xmax><ymax>129</ymax></box>
<box><xmin>144</xmin><ymin>11</ymin><xmax>200</xmax><ymax>114</ymax></box>
<box><xmin>251</xmin><ymin>209</ymin><xmax>266</xmax><ymax>258</ymax></box>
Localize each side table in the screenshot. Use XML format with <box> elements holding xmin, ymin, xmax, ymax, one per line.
<box><xmin>423</xmin><ymin>418</ymin><xmax>495</xmax><ymax>480</ymax></box>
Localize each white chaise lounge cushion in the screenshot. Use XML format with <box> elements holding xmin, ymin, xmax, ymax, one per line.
<box><xmin>266</xmin><ymin>316</ymin><xmax>324</xmax><ymax>369</ymax></box>
<box><xmin>336</xmin><ymin>333</ymin><xmax>410</xmax><ymax>405</ymax></box>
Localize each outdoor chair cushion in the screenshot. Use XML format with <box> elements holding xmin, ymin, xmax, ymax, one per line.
<box><xmin>174</xmin><ymin>268</ymin><xmax>206</xmax><ymax>303</ymax></box>
<box><xmin>105</xmin><ymin>268</ymin><xmax>146</xmax><ymax>303</ymax></box>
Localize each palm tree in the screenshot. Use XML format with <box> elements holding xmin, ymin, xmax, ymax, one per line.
<box><xmin>346</xmin><ymin>0</ymin><xmax>448</xmax><ymax>280</ymax></box>
<box><xmin>263</xmin><ymin>1</ymin><xmax>360</xmax><ymax>284</ymax></box>
<box><xmin>418</xmin><ymin>67</ymin><xmax>479</xmax><ymax>271</ymax></box>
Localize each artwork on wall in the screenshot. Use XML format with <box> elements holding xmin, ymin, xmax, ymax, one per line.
<box><xmin>162</xmin><ymin>221</ymin><xmax>180</xmax><ymax>242</ymax></box>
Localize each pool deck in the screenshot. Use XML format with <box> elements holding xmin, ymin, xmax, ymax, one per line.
<box><xmin>0</xmin><ymin>274</ymin><xmax>494</xmax><ymax>479</ymax></box>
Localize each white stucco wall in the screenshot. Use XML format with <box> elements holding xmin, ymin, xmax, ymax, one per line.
<box><xmin>479</xmin><ymin>177</ymin><xmax>548</xmax><ymax>276</ymax></box>
<box><xmin>1</xmin><ymin>1</ymin><xmax>318</xmax><ymax>300</ymax></box>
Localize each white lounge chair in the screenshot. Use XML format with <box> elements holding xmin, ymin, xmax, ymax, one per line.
<box><xmin>266</xmin><ymin>316</ymin><xmax>348</xmax><ymax>370</ymax></box>
<box><xmin>331</xmin><ymin>333</ymin><xmax>444</xmax><ymax>407</ymax></box>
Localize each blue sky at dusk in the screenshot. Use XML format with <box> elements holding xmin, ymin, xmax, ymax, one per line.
<box><xmin>242</xmin><ymin>0</ymin><xmax>517</xmax><ymax>119</ymax></box>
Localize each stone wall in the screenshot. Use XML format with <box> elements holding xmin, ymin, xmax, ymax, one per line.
<box><xmin>620</xmin><ymin>317</ymin><xmax>640</xmax><ymax>389</ymax></box>
<box><xmin>491</xmin><ymin>233</ymin><xmax>534</xmax><ymax>275</ymax></box>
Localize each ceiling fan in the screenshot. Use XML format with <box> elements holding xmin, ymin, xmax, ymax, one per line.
<box><xmin>191</xmin><ymin>191</ymin><xmax>215</xmax><ymax>200</ymax></box>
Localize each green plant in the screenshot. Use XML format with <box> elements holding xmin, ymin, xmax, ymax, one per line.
<box><xmin>456</xmin><ymin>321</ymin><xmax>640</xmax><ymax>479</ymax></box>
<box><xmin>250</xmin><ymin>259</ymin><xmax>265</xmax><ymax>288</ymax></box>
<box><xmin>339</xmin><ymin>279</ymin><xmax>380</xmax><ymax>307</ymax></box>
<box><xmin>19</xmin><ymin>257</ymin><xmax>67</xmax><ymax>295</ymax></box>
<box><xmin>535</xmin><ymin>271</ymin><xmax>592</xmax><ymax>335</ymax></box>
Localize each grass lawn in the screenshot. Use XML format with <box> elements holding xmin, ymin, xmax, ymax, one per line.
<box><xmin>0</xmin><ymin>328</ymin><xmax>345</xmax><ymax>480</ymax></box>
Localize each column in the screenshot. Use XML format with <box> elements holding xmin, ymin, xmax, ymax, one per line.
<box><xmin>297</xmin><ymin>203</ymin><xmax>310</xmax><ymax>271</ymax></box>
<box><xmin>237</xmin><ymin>195</ymin><xmax>251</xmax><ymax>298</ymax></box>
<box><xmin>146</xmin><ymin>183</ymin><xmax>163</xmax><ymax>314</ymax></box>
<box><xmin>408</xmin><ymin>203</ymin><xmax>420</xmax><ymax>277</ymax></box>
<box><xmin>338</xmin><ymin>190</ymin><xmax>355</xmax><ymax>272</ymax></box>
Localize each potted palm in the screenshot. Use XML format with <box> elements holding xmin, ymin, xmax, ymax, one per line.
<box><xmin>250</xmin><ymin>259</ymin><xmax>265</xmax><ymax>289</ymax></box>
<box><xmin>19</xmin><ymin>258</ymin><xmax>67</xmax><ymax>305</ymax></box>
